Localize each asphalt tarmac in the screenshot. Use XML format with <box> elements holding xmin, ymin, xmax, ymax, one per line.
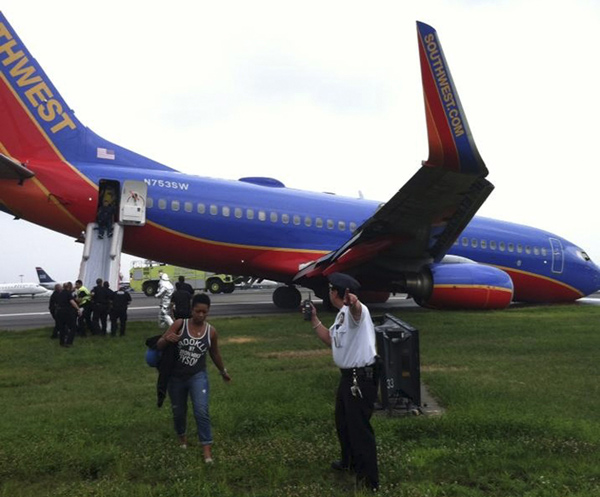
<box><xmin>0</xmin><ymin>288</ymin><xmax>419</xmax><ymax>331</ymax></box>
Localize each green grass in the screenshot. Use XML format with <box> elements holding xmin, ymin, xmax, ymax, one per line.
<box><xmin>0</xmin><ymin>304</ymin><xmax>599</xmax><ymax>496</ymax></box>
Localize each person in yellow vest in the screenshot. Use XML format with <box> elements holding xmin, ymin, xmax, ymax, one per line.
<box><xmin>75</xmin><ymin>279</ymin><xmax>93</xmax><ymax>336</ymax></box>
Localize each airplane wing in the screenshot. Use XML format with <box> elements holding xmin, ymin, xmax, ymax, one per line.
<box><xmin>0</xmin><ymin>153</ymin><xmax>35</xmax><ymax>182</ymax></box>
<box><xmin>294</xmin><ymin>22</ymin><xmax>493</xmax><ymax>287</ymax></box>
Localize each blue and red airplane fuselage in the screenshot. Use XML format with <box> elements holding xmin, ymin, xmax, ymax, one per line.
<box><xmin>0</xmin><ymin>12</ymin><xmax>599</xmax><ymax>310</ymax></box>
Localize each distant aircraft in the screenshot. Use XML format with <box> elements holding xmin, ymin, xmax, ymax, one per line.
<box><xmin>35</xmin><ymin>267</ymin><xmax>58</xmax><ymax>290</ymax></box>
<box><xmin>0</xmin><ymin>281</ymin><xmax>50</xmax><ymax>299</ymax></box>
<box><xmin>0</xmin><ymin>13</ymin><xmax>599</xmax><ymax>309</ymax></box>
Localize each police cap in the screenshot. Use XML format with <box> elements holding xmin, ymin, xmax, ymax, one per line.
<box><xmin>327</xmin><ymin>272</ymin><xmax>361</xmax><ymax>293</ymax></box>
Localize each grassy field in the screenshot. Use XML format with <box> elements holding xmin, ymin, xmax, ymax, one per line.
<box><xmin>0</xmin><ymin>304</ymin><xmax>599</xmax><ymax>497</ymax></box>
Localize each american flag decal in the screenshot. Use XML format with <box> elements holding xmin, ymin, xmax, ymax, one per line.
<box><xmin>96</xmin><ymin>148</ymin><xmax>115</xmax><ymax>160</ymax></box>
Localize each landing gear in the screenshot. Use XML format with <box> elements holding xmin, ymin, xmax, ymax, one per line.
<box><xmin>272</xmin><ymin>285</ymin><xmax>302</xmax><ymax>309</ymax></box>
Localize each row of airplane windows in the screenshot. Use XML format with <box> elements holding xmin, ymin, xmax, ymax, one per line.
<box><xmin>146</xmin><ymin>197</ymin><xmax>359</xmax><ymax>232</ymax></box>
<box><xmin>455</xmin><ymin>236</ymin><xmax>548</xmax><ymax>257</ymax></box>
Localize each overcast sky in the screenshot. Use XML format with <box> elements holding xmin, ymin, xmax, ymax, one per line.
<box><xmin>1</xmin><ymin>0</ymin><xmax>599</xmax><ymax>284</ymax></box>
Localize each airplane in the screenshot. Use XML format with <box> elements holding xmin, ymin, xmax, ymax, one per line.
<box><xmin>0</xmin><ymin>281</ymin><xmax>51</xmax><ymax>299</ymax></box>
<box><xmin>0</xmin><ymin>13</ymin><xmax>599</xmax><ymax>310</ymax></box>
<box><xmin>35</xmin><ymin>267</ymin><xmax>58</xmax><ymax>290</ymax></box>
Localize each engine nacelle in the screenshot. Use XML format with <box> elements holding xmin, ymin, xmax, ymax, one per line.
<box><xmin>417</xmin><ymin>263</ymin><xmax>513</xmax><ymax>310</ymax></box>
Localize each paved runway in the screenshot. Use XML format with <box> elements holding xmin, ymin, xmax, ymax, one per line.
<box><xmin>0</xmin><ymin>288</ymin><xmax>419</xmax><ymax>331</ymax></box>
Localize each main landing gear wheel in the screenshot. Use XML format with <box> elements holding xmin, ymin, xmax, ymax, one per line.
<box><xmin>272</xmin><ymin>285</ymin><xmax>301</xmax><ymax>309</ymax></box>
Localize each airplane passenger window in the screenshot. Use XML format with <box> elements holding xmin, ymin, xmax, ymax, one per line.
<box><xmin>327</xmin><ymin>219</ymin><xmax>334</xmax><ymax>229</ymax></box>
<box><xmin>258</xmin><ymin>210</ymin><xmax>266</xmax><ymax>221</ymax></box>
<box><xmin>316</xmin><ymin>218</ymin><xmax>324</xmax><ymax>228</ymax></box>
<box><xmin>471</xmin><ymin>239</ymin><xmax>477</xmax><ymax>248</ymax></box>
<box><xmin>210</xmin><ymin>205</ymin><xmax>218</xmax><ymax>215</ymax></box>
<box><xmin>246</xmin><ymin>209</ymin><xmax>254</xmax><ymax>220</ymax></box>
<box><xmin>490</xmin><ymin>241</ymin><xmax>497</xmax><ymax>250</ymax></box>
<box><xmin>462</xmin><ymin>237</ymin><xmax>468</xmax><ymax>247</ymax></box>
<box><xmin>499</xmin><ymin>242</ymin><xmax>505</xmax><ymax>251</ymax></box>
<box><xmin>350</xmin><ymin>222</ymin><xmax>357</xmax><ymax>232</ymax></box>
<box><xmin>293</xmin><ymin>215</ymin><xmax>301</xmax><ymax>226</ymax></box>
<box><xmin>541</xmin><ymin>248</ymin><xmax>547</xmax><ymax>257</ymax></box>
<box><xmin>158</xmin><ymin>199</ymin><xmax>167</xmax><ymax>210</ymax></box>
<box><xmin>184</xmin><ymin>202</ymin><xmax>192</xmax><ymax>213</ymax></box>
<box><xmin>197</xmin><ymin>203</ymin><xmax>206</xmax><ymax>214</ymax></box>
<box><xmin>171</xmin><ymin>201</ymin><xmax>180</xmax><ymax>211</ymax></box>
<box><xmin>508</xmin><ymin>243</ymin><xmax>514</xmax><ymax>252</ymax></box>
<box><xmin>305</xmin><ymin>217</ymin><xmax>312</xmax><ymax>227</ymax></box>
<box><xmin>338</xmin><ymin>221</ymin><xmax>346</xmax><ymax>231</ymax></box>
<box><xmin>481</xmin><ymin>240</ymin><xmax>487</xmax><ymax>249</ymax></box>
<box><xmin>270</xmin><ymin>212</ymin><xmax>278</xmax><ymax>223</ymax></box>
<box><xmin>235</xmin><ymin>208</ymin><xmax>242</xmax><ymax>219</ymax></box>
<box><xmin>222</xmin><ymin>206</ymin><xmax>230</xmax><ymax>217</ymax></box>
<box><xmin>533</xmin><ymin>247</ymin><xmax>540</xmax><ymax>256</ymax></box>
<box><xmin>147</xmin><ymin>197</ymin><xmax>154</xmax><ymax>209</ymax></box>
<box><xmin>282</xmin><ymin>214</ymin><xmax>289</xmax><ymax>224</ymax></box>
<box><xmin>525</xmin><ymin>246</ymin><xmax>531</xmax><ymax>254</ymax></box>
<box><xmin>517</xmin><ymin>244</ymin><xmax>523</xmax><ymax>253</ymax></box>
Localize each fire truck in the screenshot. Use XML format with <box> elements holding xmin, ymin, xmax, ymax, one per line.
<box><xmin>129</xmin><ymin>260</ymin><xmax>242</xmax><ymax>296</ymax></box>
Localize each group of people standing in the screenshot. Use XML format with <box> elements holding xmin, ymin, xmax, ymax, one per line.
<box><xmin>49</xmin><ymin>277</ymin><xmax>132</xmax><ymax>347</ymax></box>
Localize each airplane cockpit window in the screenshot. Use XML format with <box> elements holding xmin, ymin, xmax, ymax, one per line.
<box><xmin>579</xmin><ymin>250</ymin><xmax>592</xmax><ymax>262</ymax></box>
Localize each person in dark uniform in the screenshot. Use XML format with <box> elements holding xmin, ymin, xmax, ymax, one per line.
<box><xmin>177</xmin><ymin>275</ymin><xmax>194</xmax><ymax>296</ymax></box>
<box><xmin>91</xmin><ymin>278</ymin><xmax>112</xmax><ymax>335</ymax></box>
<box><xmin>156</xmin><ymin>293</ymin><xmax>231</xmax><ymax>463</ymax></box>
<box><xmin>55</xmin><ymin>281</ymin><xmax>80</xmax><ymax>348</ymax></box>
<box><xmin>96</xmin><ymin>198</ymin><xmax>116</xmax><ymax>239</ymax></box>
<box><xmin>170</xmin><ymin>282</ymin><xmax>192</xmax><ymax>320</ymax></box>
<box><xmin>49</xmin><ymin>283</ymin><xmax>62</xmax><ymax>339</ymax></box>
<box><xmin>109</xmin><ymin>287</ymin><xmax>132</xmax><ymax>336</ymax></box>
<box><xmin>307</xmin><ymin>273</ymin><xmax>379</xmax><ymax>493</ymax></box>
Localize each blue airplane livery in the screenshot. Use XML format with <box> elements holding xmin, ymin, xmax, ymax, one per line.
<box><xmin>0</xmin><ymin>13</ymin><xmax>598</xmax><ymax>310</ymax></box>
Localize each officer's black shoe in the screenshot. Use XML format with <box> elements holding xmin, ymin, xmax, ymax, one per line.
<box><xmin>331</xmin><ymin>460</ymin><xmax>350</xmax><ymax>471</ymax></box>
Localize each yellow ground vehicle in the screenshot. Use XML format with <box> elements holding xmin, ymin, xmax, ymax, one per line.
<box><xmin>129</xmin><ymin>260</ymin><xmax>241</xmax><ymax>296</ymax></box>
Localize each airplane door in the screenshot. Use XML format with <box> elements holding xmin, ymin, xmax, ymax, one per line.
<box><xmin>120</xmin><ymin>180</ymin><xmax>147</xmax><ymax>226</ymax></box>
<box><xmin>549</xmin><ymin>237</ymin><xmax>564</xmax><ymax>274</ymax></box>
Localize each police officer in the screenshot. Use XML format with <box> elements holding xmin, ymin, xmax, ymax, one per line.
<box><xmin>170</xmin><ymin>282</ymin><xmax>192</xmax><ymax>320</ymax></box>
<box><xmin>110</xmin><ymin>287</ymin><xmax>132</xmax><ymax>336</ymax></box>
<box><xmin>91</xmin><ymin>278</ymin><xmax>112</xmax><ymax>335</ymax></box>
<box><xmin>74</xmin><ymin>279</ymin><xmax>92</xmax><ymax>336</ymax></box>
<box><xmin>55</xmin><ymin>281</ymin><xmax>81</xmax><ymax>347</ymax></box>
<box><xmin>307</xmin><ymin>273</ymin><xmax>379</xmax><ymax>492</ymax></box>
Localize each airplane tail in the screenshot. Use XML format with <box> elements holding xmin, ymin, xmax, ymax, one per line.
<box><xmin>0</xmin><ymin>12</ymin><xmax>173</xmax><ymax>171</ymax></box>
<box><xmin>35</xmin><ymin>266</ymin><xmax>56</xmax><ymax>287</ymax></box>
<box><xmin>417</xmin><ymin>22</ymin><xmax>487</xmax><ymax>176</ymax></box>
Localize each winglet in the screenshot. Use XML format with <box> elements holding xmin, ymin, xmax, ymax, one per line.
<box><xmin>417</xmin><ymin>21</ymin><xmax>487</xmax><ymax>176</ymax></box>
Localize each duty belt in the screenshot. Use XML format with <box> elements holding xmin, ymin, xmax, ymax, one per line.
<box><xmin>339</xmin><ymin>364</ymin><xmax>376</xmax><ymax>379</ymax></box>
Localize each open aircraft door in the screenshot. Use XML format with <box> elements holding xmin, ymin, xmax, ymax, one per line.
<box><xmin>120</xmin><ymin>180</ymin><xmax>148</xmax><ymax>226</ymax></box>
<box><xmin>549</xmin><ymin>237</ymin><xmax>564</xmax><ymax>274</ymax></box>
